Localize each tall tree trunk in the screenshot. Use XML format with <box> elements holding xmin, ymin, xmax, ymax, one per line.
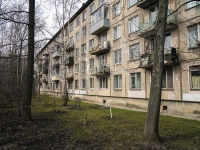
<box><xmin>23</xmin><ymin>0</ymin><xmax>35</xmax><ymax>119</ymax></box>
<box><xmin>144</xmin><ymin>0</ymin><xmax>169</xmax><ymax>143</ymax></box>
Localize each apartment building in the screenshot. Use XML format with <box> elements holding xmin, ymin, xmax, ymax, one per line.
<box><xmin>36</xmin><ymin>0</ymin><xmax>200</xmax><ymax>115</ymax></box>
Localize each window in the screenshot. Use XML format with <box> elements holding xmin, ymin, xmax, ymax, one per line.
<box><xmin>164</xmin><ymin>34</ymin><xmax>172</xmax><ymax>50</ymax></box>
<box><xmin>81</xmin><ymin>44</ymin><xmax>86</xmax><ymax>54</ymax></box>
<box><xmin>75</xmin><ymin>48</ymin><xmax>79</xmax><ymax>56</ymax></box>
<box><xmin>65</xmin><ymin>28</ymin><xmax>68</xmax><ymax>37</ymax></box>
<box><xmin>89</xmin><ymin>39</ymin><xmax>94</xmax><ymax>51</ymax></box>
<box><xmin>162</xmin><ymin>68</ymin><xmax>173</xmax><ymax>89</ymax></box>
<box><xmin>188</xmin><ymin>24</ymin><xmax>200</xmax><ymax>48</ymax></box>
<box><xmin>186</xmin><ymin>0</ymin><xmax>200</xmax><ymax>9</ymax></box>
<box><xmin>114</xmin><ymin>49</ymin><xmax>122</xmax><ymax>64</ymax></box>
<box><xmin>128</xmin><ymin>0</ymin><xmax>139</xmax><ymax>8</ymax></box>
<box><xmin>99</xmin><ymin>77</ymin><xmax>108</xmax><ymax>89</ymax></box>
<box><xmin>82</xmin><ymin>26</ymin><xmax>86</xmax><ymax>37</ymax></box>
<box><xmin>113</xmin><ymin>25</ymin><xmax>121</xmax><ymax>40</ymax></box>
<box><xmin>114</xmin><ymin>75</ymin><xmax>122</xmax><ymax>89</ymax></box>
<box><xmin>69</xmin><ymin>66</ymin><xmax>73</xmax><ymax>74</ymax></box>
<box><xmin>89</xmin><ymin>58</ymin><xmax>94</xmax><ymax>69</ymax></box>
<box><xmin>70</xmin><ymin>23</ymin><xmax>74</xmax><ymax>32</ymax></box>
<box><xmin>68</xmin><ymin>80</ymin><xmax>73</xmax><ymax>89</ymax></box>
<box><xmin>81</xmin><ymin>61</ymin><xmax>86</xmax><ymax>72</ymax></box>
<box><xmin>90</xmin><ymin>3</ymin><xmax>95</xmax><ymax>14</ymax></box>
<box><xmin>69</xmin><ymin>37</ymin><xmax>73</xmax><ymax>45</ymax></box>
<box><xmin>82</xmin><ymin>11</ymin><xmax>86</xmax><ymax>21</ymax></box>
<box><xmin>99</xmin><ymin>54</ymin><xmax>107</xmax><ymax>65</ymax></box>
<box><xmin>76</xmin><ymin>32</ymin><xmax>79</xmax><ymax>42</ymax></box>
<box><xmin>90</xmin><ymin>78</ymin><xmax>94</xmax><ymax>89</ymax></box>
<box><xmin>75</xmin><ymin>80</ymin><xmax>79</xmax><ymax>89</ymax></box>
<box><xmin>99</xmin><ymin>0</ymin><xmax>105</xmax><ymax>6</ymax></box>
<box><xmin>99</xmin><ymin>32</ymin><xmax>107</xmax><ymax>46</ymax></box>
<box><xmin>130</xmin><ymin>72</ymin><xmax>141</xmax><ymax>89</ymax></box>
<box><xmin>76</xmin><ymin>17</ymin><xmax>80</xmax><ymax>27</ymax></box>
<box><xmin>113</xmin><ymin>2</ymin><xmax>120</xmax><ymax>17</ymax></box>
<box><xmin>75</xmin><ymin>64</ymin><xmax>79</xmax><ymax>73</ymax></box>
<box><xmin>81</xmin><ymin>79</ymin><xmax>86</xmax><ymax>89</ymax></box>
<box><xmin>129</xmin><ymin>43</ymin><xmax>140</xmax><ymax>61</ymax></box>
<box><xmin>149</xmin><ymin>6</ymin><xmax>158</xmax><ymax>23</ymax></box>
<box><xmin>128</xmin><ymin>16</ymin><xmax>139</xmax><ymax>34</ymax></box>
<box><xmin>190</xmin><ymin>66</ymin><xmax>200</xmax><ymax>89</ymax></box>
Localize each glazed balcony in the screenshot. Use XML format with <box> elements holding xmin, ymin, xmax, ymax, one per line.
<box><xmin>89</xmin><ymin>41</ymin><xmax>110</xmax><ymax>55</ymax></box>
<box><xmin>90</xmin><ymin>64</ymin><xmax>110</xmax><ymax>76</ymax></box>
<box><xmin>52</xmin><ymin>51</ymin><xmax>61</xmax><ymax>59</ymax></box>
<box><xmin>137</xmin><ymin>0</ymin><xmax>159</xmax><ymax>9</ymax></box>
<box><xmin>66</xmin><ymin>55</ymin><xmax>74</xmax><ymax>66</ymax></box>
<box><xmin>66</xmin><ymin>41</ymin><xmax>74</xmax><ymax>52</ymax></box>
<box><xmin>138</xmin><ymin>13</ymin><xmax>177</xmax><ymax>37</ymax></box>
<box><xmin>90</xmin><ymin>4</ymin><xmax>110</xmax><ymax>35</ymax></box>
<box><xmin>139</xmin><ymin>47</ymin><xmax>179</xmax><ymax>68</ymax></box>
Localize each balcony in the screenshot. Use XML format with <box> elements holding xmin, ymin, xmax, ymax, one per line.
<box><xmin>90</xmin><ymin>41</ymin><xmax>110</xmax><ymax>55</ymax></box>
<box><xmin>138</xmin><ymin>13</ymin><xmax>177</xmax><ymax>37</ymax></box>
<box><xmin>139</xmin><ymin>47</ymin><xmax>179</xmax><ymax>68</ymax></box>
<box><xmin>66</xmin><ymin>41</ymin><xmax>74</xmax><ymax>52</ymax></box>
<box><xmin>90</xmin><ymin>64</ymin><xmax>110</xmax><ymax>76</ymax></box>
<box><xmin>137</xmin><ymin>0</ymin><xmax>159</xmax><ymax>9</ymax></box>
<box><xmin>51</xmin><ymin>75</ymin><xmax>61</xmax><ymax>81</ymax></box>
<box><xmin>90</xmin><ymin>4</ymin><xmax>110</xmax><ymax>35</ymax></box>
<box><xmin>52</xmin><ymin>51</ymin><xmax>61</xmax><ymax>59</ymax></box>
<box><xmin>66</xmin><ymin>55</ymin><xmax>74</xmax><ymax>66</ymax></box>
<box><xmin>66</xmin><ymin>73</ymin><xmax>74</xmax><ymax>81</ymax></box>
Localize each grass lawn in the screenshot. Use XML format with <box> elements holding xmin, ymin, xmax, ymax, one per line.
<box><xmin>0</xmin><ymin>95</ymin><xmax>200</xmax><ymax>149</ymax></box>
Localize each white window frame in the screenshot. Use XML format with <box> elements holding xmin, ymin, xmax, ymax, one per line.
<box><xmin>90</xmin><ymin>3</ymin><xmax>95</xmax><ymax>14</ymax></box>
<box><xmin>82</xmin><ymin>10</ymin><xmax>87</xmax><ymax>21</ymax></box>
<box><xmin>162</xmin><ymin>68</ymin><xmax>173</xmax><ymax>89</ymax></box>
<box><xmin>114</xmin><ymin>74</ymin><xmax>122</xmax><ymax>89</ymax></box>
<box><xmin>75</xmin><ymin>80</ymin><xmax>79</xmax><ymax>89</ymax></box>
<box><xmin>81</xmin><ymin>44</ymin><xmax>86</xmax><ymax>54</ymax></box>
<box><xmin>185</xmin><ymin>0</ymin><xmax>200</xmax><ymax>9</ymax></box>
<box><xmin>188</xmin><ymin>24</ymin><xmax>200</xmax><ymax>48</ymax></box>
<box><xmin>69</xmin><ymin>66</ymin><xmax>73</xmax><ymax>74</ymax></box>
<box><xmin>75</xmin><ymin>48</ymin><xmax>79</xmax><ymax>56</ymax></box>
<box><xmin>99</xmin><ymin>77</ymin><xmax>108</xmax><ymax>89</ymax></box>
<box><xmin>190</xmin><ymin>66</ymin><xmax>200</xmax><ymax>90</ymax></box>
<box><xmin>127</xmin><ymin>0</ymin><xmax>139</xmax><ymax>8</ymax></box>
<box><xmin>113</xmin><ymin>25</ymin><xmax>121</xmax><ymax>40</ymax></box>
<box><xmin>164</xmin><ymin>34</ymin><xmax>172</xmax><ymax>51</ymax></box>
<box><xmin>76</xmin><ymin>32</ymin><xmax>79</xmax><ymax>42</ymax></box>
<box><xmin>82</xmin><ymin>26</ymin><xmax>86</xmax><ymax>37</ymax></box>
<box><xmin>81</xmin><ymin>61</ymin><xmax>86</xmax><ymax>72</ymax></box>
<box><xmin>75</xmin><ymin>64</ymin><xmax>79</xmax><ymax>73</ymax></box>
<box><xmin>114</xmin><ymin>49</ymin><xmax>122</xmax><ymax>64</ymax></box>
<box><xmin>128</xmin><ymin>16</ymin><xmax>139</xmax><ymax>34</ymax></box>
<box><xmin>76</xmin><ymin>17</ymin><xmax>80</xmax><ymax>27</ymax></box>
<box><xmin>70</xmin><ymin>22</ymin><xmax>74</xmax><ymax>32</ymax></box>
<box><xmin>90</xmin><ymin>78</ymin><xmax>94</xmax><ymax>89</ymax></box>
<box><xmin>129</xmin><ymin>43</ymin><xmax>140</xmax><ymax>61</ymax></box>
<box><xmin>130</xmin><ymin>72</ymin><xmax>141</xmax><ymax>89</ymax></box>
<box><xmin>89</xmin><ymin>39</ymin><xmax>94</xmax><ymax>51</ymax></box>
<box><xmin>81</xmin><ymin>79</ymin><xmax>86</xmax><ymax>89</ymax></box>
<box><xmin>89</xmin><ymin>58</ymin><xmax>94</xmax><ymax>69</ymax></box>
<box><xmin>99</xmin><ymin>54</ymin><xmax>107</xmax><ymax>65</ymax></box>
<box><xmin>113</xmin><ymin>2</ymin><xmax>120</xmax><ymax>17</ymax></box>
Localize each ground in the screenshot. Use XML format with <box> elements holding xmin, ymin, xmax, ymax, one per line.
<box><xmin>0</xmin><ymin>95</ymin><xmax>200</xmax><ymax>150</ymax></box>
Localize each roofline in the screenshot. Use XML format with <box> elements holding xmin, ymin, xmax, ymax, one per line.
<box><xmin>36</xmin><ymin>0</ymin><xmax>94</xmax><ymax>59</ymax></box>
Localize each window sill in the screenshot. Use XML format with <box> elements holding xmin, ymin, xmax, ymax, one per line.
<box><xmin>113</xmin><ymin>63</ymin><xmax>122</xmax><ymax>65</ymax></box>
<box><xmin>114</xmin><ymin>89</ymin><xmax>122</xmax><ymax>91</ymax></box>
<box><xmin>129</xmin><ymin>59</ymin><xmax>140</xmax><ymax>62</ymax></box>
<box><xmin>113</xmin><ymin>37</ymin><xmax>121</xmax><ymax>42</ymax></box>
<box><xmin>162</xmin><ymin>88</ymin><xmax>174</xmax><ymax>91</ymax></box>
<box><xmin>130</xmin><ymin>88</ymin><xmax>141</xmax><ymax>91</ymax></box>
<box><xmin>190</xmin><ymin>89</ymin><xmax>200</xmax><ymax>91</ymax></box>
<box><xmin>128</xmin><ymin>30</ymin><xmax>139</xmax><ymax>35</ymax></box>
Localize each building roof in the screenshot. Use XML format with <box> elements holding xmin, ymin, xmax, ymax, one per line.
<box><xmin>36</xmin><ymin>0</ymin><xmax>93</xmax><ymax>59</ymax></box>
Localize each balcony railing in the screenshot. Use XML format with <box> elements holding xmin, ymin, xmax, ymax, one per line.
<box><xmin>137</xmin><ymin>0</ymin><xmax>159</xmax><ymax>9</ymax></box>
<box><xmin>90</xmin><ymin>4</ymin><xmax>110</xmax><ymax>35</ymax></box>
<box><xmin>138</xmin><ymin>13</ymin><xmax>177</xmax><ymax>37</ymax></box>
<box><xmin>66</xmin><ymin>41</ymin><xmax>74</xmax><ymax>52</ymax></box>
<box><xmin>139</xmin><ymin>47</ymin><xmax>179</xmax><ymax>68</ymax></box>
<box><xmin>89</xmin><ymin>41</ymin><xmax>110</xmax><ymax>55</ymax></box>
<box><xmin>52</xmin><ymin>51</ymin><xmax>61</xmax><ymax>59</ymax></box>
<box><xmin>90</xmin><ymin>64</ymin><xmax>110</xmax><ymax>76</ymax></box>
<box><xmin>66</xmin><ymin>55</ymin><xmax>74</xmax><ymax>66</ymax></box>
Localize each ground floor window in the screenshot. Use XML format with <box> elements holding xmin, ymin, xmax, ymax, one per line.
<box><xmin>162</xmin><ymin>68</ymin><xmax>173</xmax><ymax>89</ymax></box>
<box><xmin>130</xmin><ymin>72</ymin><xmax>141</xmax><ymax>89</ymax></box>
<box><xmin>90</xmin><ymin>78</ymin><xmax>94</xmax><ymax>89</ymax></box>
<box><xmin>81</xmin><ymin>79</ymin><xmax>86</xmax><ymax>89</ymax></box>
<box><xmin>99</xmin><ymin>77</ymin><xmax>108</xmax><ymax>89</ymax></box>
<box><xmin>68</xmin><ymin>80</ymin><xmax>73</xmax><ymax>89</ymax></box>
<box><xmin>114</xmin><ymin>75</ymin><xmax>122</xmax><ymax>89</ymax></box>
<box><xmin>75</xmin><ymin>80</ymin><xmax>79</xmax><ymax>89</ymax></box>
<box><xmin>190</xmin><ymin>66</ymin><xmax>200</xmax><ymax>89</ymax></box>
